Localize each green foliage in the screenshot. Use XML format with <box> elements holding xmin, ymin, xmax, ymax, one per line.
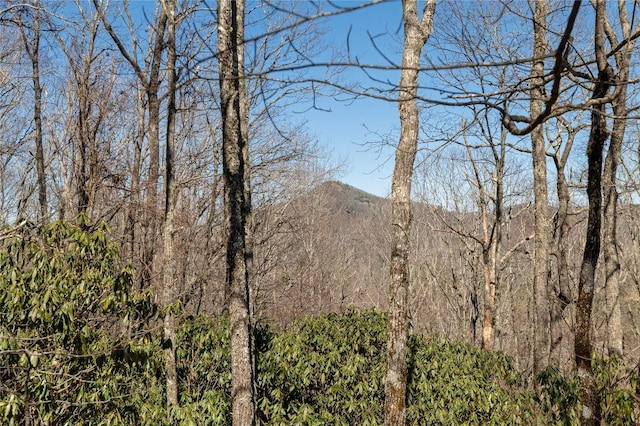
<box><xmin>1</xmin><ymin>225</ymin><xmax>637</xmax><ymax>426</ymax></box>
<box><xmin>593</xmin><ymin>355</ymin><xmax>637</xmax><ymax>426</ymax></box>
<box><xmin>257</xmin><ymin>308</ymin><xmax>544</xmax><ymax>425</ymax></box>
<box><xmin>406</xmin><ymin>336</ymin><xmax>538</xmax><ymax>425</ymax></box>
<box><xmin>537</xmin><ymin>366</ymin><xmax>580</xmax><ymax>425</ymax></box>
<box><xmin>0</xmin><ymin>220</ymin><xmax>161</xmax><ymax>425</ymax></box>
<box><xmin>258</xmin><ymin>308</ymin><xmax>387</xmax><ymax>425</ymax></box>
<box><xmin>174</xmin><ymin>315</ymin><xmax>232</xmax><ymax>425</ymax></box>
<box><xmin>536</xmin><ymin>356</ymin><xmax>639</xmax><ymax>426</ymax></box>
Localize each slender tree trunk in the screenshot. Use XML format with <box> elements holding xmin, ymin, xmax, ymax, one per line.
<box><xmin>549</xmin><ymin>126</ymin><xmax>574</xmax><ymax>369</ymax></box>
<box><xmin>136</xmin><ymin>8</ymin><xmax>167</xmax><ymax>290</ymax></box>
<box><xmin>32</xmin><ymin>7</ymin><xmax>47</xmax><ymax>223</ymax></box>
<box><xmin>20</xmin><ymin>1</ymin><xmax>48</xmax><ymax>223</ymax></box>
<box><xmin>161</xmin><ymin>0</ymin><xmax>179</xmax><ymax>414</ymax></box>
<box><xmin>603</xmin><ymin>113</ymin><xmax>623</xmax><ymax>359</ymax></box>
<box><xmin>467</xmin><ymin>128</ymin><xmax>504</xmax><ymax>351</ymax></box>
<box><xmin>482</xmin><ymin>165</ymin><xmax>503</xmax><ymax>350</ymax></box>
<box><xmin>93</xmin><ymin>0</ymin><xmax>168</xmax><ymax>289</ymax></box>
<box><xmin>143</xmin><ymin>73</ymin><xmax>162</xmax><ymax>289</ymax></box>
<box><xmin>76</xmin><ymin>32</ymin><xmax>97</xmax><ymax>218</ymax></box>
<box><xmin>490</xmin><ymin>134</ymin><xmax>505</xmax><ymax>348</ymax></box>
<box><xmin>575</xmin><ymin>2</ymin><xmax>612</xmax><ymax>422</ymax></box>
<box><xmin>218</xmin><ymin>0</ymin><xmax>256</xmax><ymax>423</ymax></box>
<box><xmin>481</xmin><ymin>248</ymin><xmax>496</xmax><ymax>350</ymax></box>
<box><xmin>602</xmin><ymin>1</ymin><xmax>633</xmax><ymax>358</ymax></box>
<box><xmin>125</xmin><ymin>87</ymin><xmax>144</xmax><ymax>273</ymax></box>
<box><xmin>240</xmin><ymin>12</ymin><xmax>257</xmax><ymax>402</ymax></box>
<box><xmin>384</xmin><ymin>1</ymin><xmax>435</xmax><ymax>425</ymax></box>
<box><xmin>530</xmin><ymin>0</ymin><xmax>551</xmax><ymax>374</ymax></box>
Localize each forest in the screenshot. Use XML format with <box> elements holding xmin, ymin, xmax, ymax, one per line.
<box><xmin>1</xmin><ymin>0</ymin><xmax>640</xmax><ymax>424</ymax></box>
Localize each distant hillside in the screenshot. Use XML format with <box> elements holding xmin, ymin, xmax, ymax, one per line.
<box><xmin>307</xmin><ymin>180</ymin><xmax>386</xmax><ymax>215</ymax></box>
<box><xmin>255</xmin><ymin>180</ymin><xmax>391</xmax><ymax>328</ymax></box>
<box><xmin>256</xmin><ymin>179</ymin><xmax>640</xmax><ymax>373</ymax></box>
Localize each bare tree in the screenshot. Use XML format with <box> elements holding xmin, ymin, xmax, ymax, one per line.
<box><xmin>51</xmin><ymin>3</ymin><xmax>118</xmax><ymax>221</ymax></box>
<box><xmin>460</xmin><ymin>124</ymin><xmax>507</xmax><ymax>350</ymax></box>
<box><xmin>529</xmin><ymin>0</ymin><xmax>552</xmax><ymax>374</ymax></box>
<box><xmin>575</xmin><ymin>1</ymin><xmax>614</xmax><ymax>423</ymax></box>
<box><xmin>0</xmin><ymin>27</ymin><xmax>28</xmax><ymax>223</ymax></box>
<box><xmin>93</xmin><ymin>0</ymin><xmax>168</xmax><ymax>289</ymax></box>
<box><xmin>548</xmin><ymin>116</ymin><xmax>582</xmax><ymax>370</ymax></box>
<box><xmin>385</xmin><ymin>1</ymin><xmax>436</xmax><ymax>425</ymax></box>
<box><xmin>160</xmin><ymin>0</ymin><xmax>179</xmax><ymax>414</ymax></box>
<box><xmin>600</xmin><ymin>0</ymin><xmax>635</xmax><ymax>359</ymax></box>
<box><xmin>422</xmin><ymin>0</ymin><xmax>585</xmax><ymax>371</ymax></box>
<box><xmin>218</xmin><ymin>0</ymin><xmax>255</xmax><ymax>422</ymax></box>
<box><xmin>17</xmin><ymin>0</ymin><xmax>47</xmax><ymax>222</ymax></box>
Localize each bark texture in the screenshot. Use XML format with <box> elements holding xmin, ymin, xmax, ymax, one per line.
<box><xmin>161</xmin><ymin>0</ymin><xmax>178</xmax><ymax>413</ymax></box>
<box><xmin>575</xmin><ymin>1</ymin><xmax>611</xmax><ymax>423</ymax></box>
<box><xmin>530</xmin><ymin>0</ymin><xmax>551</xmax><ymax>374</ymax></box>
<box><xmin>549</xmin><ymin>119</ymin><xmax>575</xmax><ymax>370</ymax></box>
<box><xmin>602</xmin><ymin>0</ymin><xmax>633</xmax><ymax>359</ymax></box>
<box><xmin>19</xmin><ymin>1</ymin><xmax>48</xmax><ymax>222</ymax></box>
<box><xmin>218</xmin><ymin>0</ymin><xmax>256</xmax><ymax>424</ymax></box>
<box><xmin>384</xmin><ymin>1</ymin><xmax>435</xmax><ymax>425</ymax></box>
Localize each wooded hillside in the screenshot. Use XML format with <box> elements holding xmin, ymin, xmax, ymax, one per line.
<box><xmin>2</xmin><ymin>0</ymin><xmax>640</xmax><ymax>424</ymax></box>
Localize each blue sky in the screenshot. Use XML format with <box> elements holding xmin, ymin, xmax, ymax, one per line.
<box><xmin>303</xmin><ymin>1</ymin><xmax>404</xmax><ymax>198</ymax></box>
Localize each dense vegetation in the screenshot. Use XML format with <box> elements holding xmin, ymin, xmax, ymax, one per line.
<box><xmin>0</xmin><ymin>221</ymin><xmax>636</xmax><ymax>425</ymax></box>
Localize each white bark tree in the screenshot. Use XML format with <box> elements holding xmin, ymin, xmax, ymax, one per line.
<box><xmin>385</xmin><ymin>1</ymin><xmax>436</xmax><ymax>425</ymax></box>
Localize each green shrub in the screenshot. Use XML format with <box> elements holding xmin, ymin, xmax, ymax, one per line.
<box><xmin>175</xmin><ymin>315</ymin><xmax>232</xmax><ymax>425</ymax></box>
<box><xmin>258</xmin><ymin>308</ymin><xmax>386</xmax><ymax>425</ymax></box>
<box><xmin>173</xmin><ymin>313</ymin><xmax>639</xmax><ymax>425</ymax></box>
<box><xmin>406</xmin><ymin>336</ymin><xmax>538</xmax><ymax>425</ymax></box>
<box><xmin>257</xmin><ymin>308</ymin><xmax>541</xmax><ymax>425</ymax></box>
<box><xmin>0</xmin><ymin>219</ymin><xmax>162</xmax><ymax>425</ymax></box>
<box><xmin>537</xmin><ymin>356</ymin><xmax>638</xmax><ymax>426</ymax></box>
<box><xmin>2</xmin><ymin>223</ymin><xmax>636</xmax><ymax>426</ymax></box>
<box><xmin>593</xmin><ymin>355</ymin><xmax>637</xmax><ymax>426</ymax></box>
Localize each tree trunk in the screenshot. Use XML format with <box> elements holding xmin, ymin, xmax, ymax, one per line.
<box><xmin>575</xmin><ymin>2</ymin><xmax>612</xmax><ymax>423</ymax></box>
<box><xmin>124</xmin><ymin>87</ymin><xmax>144</xmax><ymax>274</ymax></box>
<box><xmin>602</xmin><ymin>1</ymin><xmax>633</xmax><ymax>359</ymax></box>
<box><xmin>480</xmin><ymin>248</ymin><xmax>496</xmax><ymax>350</ymax></box>
<box><xmin>32</xmin><ymin>5</ymin><xmax>47</xmax><ymax>223</ymax></box>
<box><xmin>549</xmin><ymin>122</ymin><xmax>574</xmax><ymax>369</ymax></box>
<box><xmin>218</xmin><ymin>0</ymin><xmax>256</xmax><ymax>424</ymax></box>
<box><xmin>20</xmin><ymin>1</ymin><xmax>48</xmax><ymax>223</ymax></box>
<box><xmin>530</xmin><ymin>0</ymin><xmax>551</xmax><ymax>374</ymax></box>
<box><xmin>161</xmin><ymin>0</ymin><xmax>179</xmax><ymax>415</ymax></box>
<box><xmin>603</xmin><ymin>110</ymin><xmax>623</xmax><ymax>359</ymax></box>
<box><xmin>465</xmin><ymin>127</ymin><xmax>504</xmax><ymax>351</ymax></box>
<box><xmin>93</xmin><ymin>0</ymin><xmax>168</xmax><ymax>289</ymax></box>
<box><xmin>142</xmin><ymin>62</ymin><xmax>162</xmax><ymax>289</ymax></box>
<box><xmin>384</xmin><ymin>1</ymin><xmax>435</xmax><ymax>425</ymax></box>
<box><xmin>75</xmin><ymin>29</ymin><xmax>98</xmax><ymax>218</ymax></box>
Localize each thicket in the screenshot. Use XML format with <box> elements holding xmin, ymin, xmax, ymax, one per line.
<box><xmin>0</xmin><ymin>221</ymin><xmax>636</xmax><ymax>425</ymax></box>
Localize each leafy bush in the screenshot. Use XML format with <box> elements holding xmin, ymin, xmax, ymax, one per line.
<box><xmin>258</xmin><ymin>308</ymin><xmax>386</xmax><ymax>425</ymax></box>
<box><xmin>257</xmin><ymin>308</ymin><xmax>542</xmax><ymax>425</ymax></box>
<box><xmin>1</xmin><ymin>223</ymin><xmax>637</xmax><ymax>425</ymax></box>
<box><xmin>0</xmin><ymin>219</ymin><xmax>161</xmax><ymax>425</ymax></box>
<box><xmin>593</xmin><ymin>355</ymin><xmax>637</xmax><ymax>426</ymax></box>
<box><xmin>406</xmin><ymin>335</ymin><xmax>538</xmax><ymax>425</ymax></box>
<box><xmin>537</xmin><ymin>356</ymin><xmax>638</xmax><ymax>426</ymax></box>
<box><xmin>537</xmin><ymin>365</ymin><xmax>580</xmax><ymax>425</ymax></box>
<box><xmin>175</xmin><ymin>315</ymin><xmax>232</xmax><ymax>425</ymax></box>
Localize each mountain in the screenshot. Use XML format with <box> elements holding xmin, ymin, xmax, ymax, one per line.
<box><xmin>307</xmin><ymin>180</ymin><xmax>386</xmax><ymax>215</ymax></box>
